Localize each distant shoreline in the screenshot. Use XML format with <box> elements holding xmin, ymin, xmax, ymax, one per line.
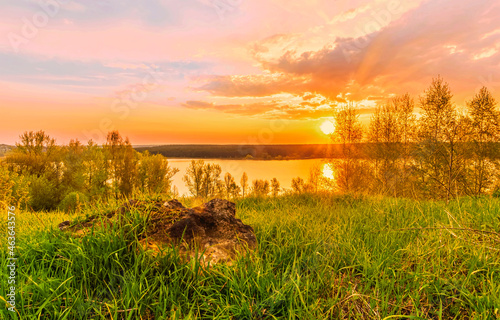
<box><xmin>4</xmin><ymin>142</ymin><xmax>500</xmax><ymax>160</ymax></box>
<box><xmin>134</xmin><ymin>144</ymin><xmax>352</xmax><ymax>160</ymax></box>
<box><xmin>1</xmin><ymin>143</ymin><xmax>353</xmax><ymax>160</ymax></box>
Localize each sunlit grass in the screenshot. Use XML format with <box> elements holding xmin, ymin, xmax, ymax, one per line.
<box><xmin>1</xmin><ymin>194</ymin><xmax>500</xmax><ymax>319</ymax></box>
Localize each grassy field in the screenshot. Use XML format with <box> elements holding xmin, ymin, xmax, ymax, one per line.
<box><xmin>1</xmin><ymin>194</ymin><xmax>500</xmax><ymax>319</ymax></box>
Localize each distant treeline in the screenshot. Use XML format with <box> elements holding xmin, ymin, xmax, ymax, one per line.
<box><xmin>135</xmin><ymin>143</ymin><xmax>500</xmax><ymax>160</ymax></box>
<box><xmin>135</xmin><ymin>144</ymin><xmax>357</xmax><ymax>159</ymax></box>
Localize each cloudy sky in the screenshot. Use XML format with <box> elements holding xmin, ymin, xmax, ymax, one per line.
<box><xmin>0</xmin><ymin>0</ymin><xmax>498</xmax><ymax>145</ymax></box>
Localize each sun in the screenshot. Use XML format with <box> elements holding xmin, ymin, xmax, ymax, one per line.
<box><xmin>320</xmin><ymin>119</ymin><xmax>335</xmax><ymax>135</ymax></box>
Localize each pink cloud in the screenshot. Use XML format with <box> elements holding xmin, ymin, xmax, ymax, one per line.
<box><xmin>196</xmin><ymin>0</ymin><xmax>500</xmax><ymax>104</ymax></box>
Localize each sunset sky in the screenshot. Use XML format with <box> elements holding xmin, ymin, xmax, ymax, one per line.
<box><xmin>0</xmin><ymin>0</ymin><xmax>499</xmax><ymax>145</ymax></box>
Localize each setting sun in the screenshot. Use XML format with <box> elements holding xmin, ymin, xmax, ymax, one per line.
<box><xmin>320</xmin><ymin>120</ymin><xmax>335</xmax><ymax>135</ymax></box>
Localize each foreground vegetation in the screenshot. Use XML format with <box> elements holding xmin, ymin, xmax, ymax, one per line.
<box><xmin>1</xmin><ymin>194</ymin><xmax>500</xmax><ymax>319</ymax></box>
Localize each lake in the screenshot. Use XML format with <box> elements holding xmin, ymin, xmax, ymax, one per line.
<box><xmin>168</xmin><ymin>158</ymin><xmax>333</xmax><ymax>196</ymax></box>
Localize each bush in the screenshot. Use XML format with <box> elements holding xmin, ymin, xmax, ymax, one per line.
<box><xmin>0</xmin><ymin>163</ymin><xmax>14</xmax><ymax>209</ymax></box>
<box><xmin>29</xmin><ymin>175</ymin><xmax>64</xmax><ymax>211</ymax></box>
<box><xmin>59</xmin><ymin>191</ymin><xmax>88</xmax><ymax>213</ymax></box>
<box><xmin>9</xmin><ymin>171</ymin><xmax>31</xmax><ymax>210</ymax></box>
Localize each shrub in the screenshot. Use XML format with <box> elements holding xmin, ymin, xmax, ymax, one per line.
<box><xmin>0</xmin><ymin>163</ymin><xmax>14</xmax><ymax>209</ymax></box>
<box><xmin>10</xmin><ymin>171</ymin><xmax>31</xmax><ymax>209</ymax></box>
<box><xmin>29</xmin><ymin>175</ymin><xmax>64</xmax><ymax>211</ymax></box>
<box><xmin>59</xmin><ymin>191</ymin><xmax>88</xmax><ymax>213</ymax></box>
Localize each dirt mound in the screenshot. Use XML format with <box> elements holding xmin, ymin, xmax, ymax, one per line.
<box><xmin>58</xmin><ymin>199</ymin><xmax>257</xmax><ymax>264</ymax></box>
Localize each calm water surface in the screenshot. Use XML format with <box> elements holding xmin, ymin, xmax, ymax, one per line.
<box><xmin>168</xmin><ymin>159</ymin><xmax>332</xmax><ymax>195</ymax></box>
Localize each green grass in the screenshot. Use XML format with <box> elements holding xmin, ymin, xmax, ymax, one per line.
<box><xmin>1</xmin><ymin>194</ymin><xmax>500</xmax><ymax>319</ymax></box>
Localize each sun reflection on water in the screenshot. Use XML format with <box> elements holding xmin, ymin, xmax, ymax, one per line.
<box><xmin>322</xmin><ymin>163</ymin><xmax>334</xmax><ymax>180</ymax></box>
